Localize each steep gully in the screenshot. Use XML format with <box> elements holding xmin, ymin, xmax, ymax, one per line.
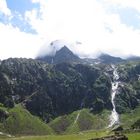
<box><xmin>108</xmin><ymin>65</ymin><xmax>119</xmax><ymax>127</ymax></box>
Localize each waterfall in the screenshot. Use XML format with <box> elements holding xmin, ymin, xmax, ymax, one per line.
<box><xmin>74</xmin><ymin>110</ymin><xmax>81</xmax><ymax>124</ymax></box>
<box><xmin>0</xmin><ymin>132</ymin><xmax>12</xmax><ymax>137</ymax></box>
<box><xmin>73</xmin><ymin>100</ymin><xmax>85</xmax><ymax>124</ymax></box>
<box><xmin>108</xmin><ymin>65</ymin><xmax>119</xmax><ymax>127</ymax></box>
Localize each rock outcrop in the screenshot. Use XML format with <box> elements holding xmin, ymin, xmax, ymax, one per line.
<box><xmin>90</xmin><ymin>135</ymin><xmax>128</xmax><ymax>140</ymax></box>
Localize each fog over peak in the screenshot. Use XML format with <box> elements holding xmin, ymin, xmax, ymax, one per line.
<box><xmin>37</xmin><ymin>39</ymin><xmax>135</xmax><ymax>59</ymax></box>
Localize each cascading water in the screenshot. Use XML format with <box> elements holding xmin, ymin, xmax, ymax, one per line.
<box><xmin>74</xmin><ymin>110</ymin><xmax>81</xmax><ymax>124</ymax></box>
<box><xmin>108</xmin><ymin>65</ymin><xmax>119</xmax><ymax>127</ymax></box>
<box><xmin>73</xmin><ymin>100</ymin><xmax>85</xmax><ymax>124</ymax></box>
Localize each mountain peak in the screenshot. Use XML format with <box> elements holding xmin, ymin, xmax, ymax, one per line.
<box><xmin>60</xmin><ymin>45</ymin><xmax>69</xmax><ymax>50</ymax></box>
<box><xmin>54</xmin><ymin>46</ymin><xmax>80</xmax><ymax>63</ymax></box>
<box><xmin>37</xmin><ymin>45</ymin><xmax>80</xmax><ymax>64</ymax></box>
<box><xmin>56</xmin><ymin>46</ymin><xmax>74</xmax><ymax>56</ymax></box>
<box><xmin>98</xmin><ymin>53</ymin><xmax>125</xmax><ymax>64</ymax></box>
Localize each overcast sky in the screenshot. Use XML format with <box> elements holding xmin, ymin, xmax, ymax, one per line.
<box><xmin>1</xmin><ymin>0</ymin><xmax>140</xmax><ymax>59</ymax></box>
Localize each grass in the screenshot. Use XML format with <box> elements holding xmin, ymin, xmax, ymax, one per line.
<box><xmin>126</xmin><ymin>132</ymin><xmax>140</xmax><ymax>140</ymax></box>
<box><xmin>0</xmin><ymin>105</ymin><xmax>53</xmax><ymax>135</ymax></box>
<box><xmin>0</xmin><ymin>130</ymin><xmax>109</xmax><ymax>140</ymax></box>
<box><xmin>120</xmin><ymin>106</ymin><xmax>140</xmax><ymax>129</ymax></box>
<box><xmin>49</xmin><ymin>109</ymin><xmax>110</xmax><ymax>134</ymax></box>
<box><xmin>1</xmin><ymin>130</ymin><xmax>140</xmax><ymax>140</ymax></box>
<box><xmin>0</xmin><ymin>105</ymin><xmax>140</xmax><ymax>139</ymax></box>
<box><xmin>0</xmin><ymin>131</ymin><xmax>140</xmax><ymax>140</ymax></box>
<box><xmin>0</xmin><ymin>106</ymin><xmax>110</xmax><ymax>136</ymax></box>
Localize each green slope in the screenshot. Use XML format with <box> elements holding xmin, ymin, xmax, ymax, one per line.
<box><xmin>120</xmin><ymin>105</ymin><xmax>140</xmax><ymax>129</ymax></box>
<box><xmin>1</xmin><ymin>105</ymin><xmax>54</xmax><ymax>135</ymax></box>
<box><xmin>49</xmin><ymin>109</ymin><xmax>110</xmax><ymax>134</ymax></box>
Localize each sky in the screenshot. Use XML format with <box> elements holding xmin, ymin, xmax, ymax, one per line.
<box><xmin>1</xmin><ymin>0</ymin><xmax>140</xmax><ymax>59</ymax></box>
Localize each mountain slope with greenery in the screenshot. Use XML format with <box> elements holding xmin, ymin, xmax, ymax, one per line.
<box><xmin>49</xmin><ymin>109</ymin><xmax>110</xmax><ymax>134</ymax></box>
<box><xmin>120</xmin><ymin>105</ymin><xmax>140</xmax><ymax>129</ymax></box>
<box><xmin>0</xmin><ymin>105</ymin><xmax>53</xmax><ymax>135</ymax></box>
<box><xmin>0</xmin><ymin>52</ymin><xmax>140</xmax><ymax>135</ymax></box>
<box><xmin>0</xmin><ymin>58</ymin><xmax>113</xmax><ymax>122</ymax></box>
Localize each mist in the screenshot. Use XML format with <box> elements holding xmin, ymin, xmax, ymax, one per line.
<box><xmin>1</xmin><ymin>0</ymin><xmax>140</xmax><ymax>60</ymax></box>
<box><xmin>36</xmin><ymin>0</ymin><xmax>140</xmax><ymax>59</ymax></box>
<box><xmin>37</xmin><ymin>39</ymin><xmax>135</xmax><ymax>59</ymax></box>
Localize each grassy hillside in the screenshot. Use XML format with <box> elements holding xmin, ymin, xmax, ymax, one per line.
<box><xmin>48</xmin><ymin>106</ymin><xmax>140</xmax><ymax>134</ymax></box>
<box><xmin>0</xmin><ymin>106</ymin><xmax>140</xmax><ymax>140</ymax></box>
<box><xmin>0</xmin><ymin>105</ymin><xmax>53</xmax><ymax>135</ymax></box>
<box><xmin>49</xmin><ymin>109</ymin><xmax>110</xmax><ymax>134</ymax></box>
<box><xmin>120</xmin><ymin>106</ymin><xmax>140</xmax><ymax>129</ymax></box>
<box><xmin>0</xmin><ymin>104</ymin><xmax>140</xmax><ymax>136</ymax></box>
<box><xmin>126</xmin><ymin>133</ymin><xmax>140</xmax><ymax>140</ymax></box>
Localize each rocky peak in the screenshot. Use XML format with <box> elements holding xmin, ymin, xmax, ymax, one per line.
<box><xmin>37</xmin><ymin>46</ymin><xmax>80</xmax><ymax>64</ymax></box>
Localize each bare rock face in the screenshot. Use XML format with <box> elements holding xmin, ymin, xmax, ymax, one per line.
<box><xmin>89</xmin><ymin>135</ymin><xmax>128</xmax><ymax>140</ymax></box>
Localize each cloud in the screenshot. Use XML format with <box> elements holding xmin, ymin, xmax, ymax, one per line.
<box><xmin>0</xmin><ymin>0</ymin><xmax>46</xmax><ymax>60</ymax></box>
<box><xmin>0</xmin><ymin>0</ymin><xmax>11</xmax><ymax>16</ymax></box>
<box><xmin>102</xmin><ymin>0</ymin><xmax>140</xmax><ymax>13</ymax></box>
<box><xmin>100</xmin><ymin>0</ymin><xmax>140</xmax><ymax>29</ymax></box>
<box><xmin>25</xmin><ymin>0</ymin><xmax>48</xmax><ymax>35</ymax></box>
<box><xmin>35</xmin><ymin>0</ymin><xmax>140</xmax><ymax>58</ymax></box>
<box><xmin>1</xmin><ymin>0</ymin><xmax>140</xmax><ymax>59</ymax></box>
<box><xmin>0</xmin><ymin>22</ymin><xmax>44</xmax><ymax>60</ymax></box>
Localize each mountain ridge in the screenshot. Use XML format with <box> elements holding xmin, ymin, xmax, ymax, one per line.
<box><xmin>37</xmin><ymin>45</ymin><xmax>126</xmax><ymax>64</ymax></box>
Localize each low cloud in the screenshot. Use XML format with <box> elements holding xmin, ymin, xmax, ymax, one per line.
<box><xmin>1</xmin><ymin>0</ymin><xmax>140</xmax><ymax>59</ymax></box>
<box><xmin>37</xmin><ymin>0</ymin><xmax>140</xmax><ymax>58</ymax></box>
<box><xmin>0</xmin><ymin>23</ymin><xmax>43</xmax><ymax>60</ymax></box>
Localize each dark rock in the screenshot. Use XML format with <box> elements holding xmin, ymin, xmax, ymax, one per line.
<box><xmin>89</xmin><ymin>135</ymin><xmax>128</xmax><ymax>140</ymax></box>
<box><xmin>131</xmin><ymin>118</ymin><xmax>140</xmax><ymax>129</ymax></box>
<box><xmin>0</xmin><ymin>109</ymin><xmax>9</xmax><ymax>122</ymax></box>
<box><xmin>112</xmin><ymin>126</ymin><xmax>123</xmax><ymax>132</ymax></box>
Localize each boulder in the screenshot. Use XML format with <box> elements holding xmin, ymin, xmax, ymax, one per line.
<box><xmin>89</xmin><ymin>135</ymin><xmax>128</xmax><ymax>140</ymax></box>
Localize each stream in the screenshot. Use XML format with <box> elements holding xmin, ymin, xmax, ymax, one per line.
<box><xmin>108</xmin><ymin>65</ymin><xmax>119</xmax><ymax>127</ymax></box>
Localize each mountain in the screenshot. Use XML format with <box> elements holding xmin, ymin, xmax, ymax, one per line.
<box><xmin>126</xmin><ymin>55</ymin><xmax>140</xmax><ymax>61</ymax></box>
<box><xmin>0</xmin><ymin>58</ymin><xmax>113</xmax><ymax>121</ymax></box>
<box><xmin>37</xmin><ymin>44</ymin><xmax>125</xmax><ymax>65</ymax></box>
<box><xmin>54</xmin><ymin>46</ymin><xmax>80</xmax><ymax>63</ymax></box>
<box><xmin>37</xmin><ymin>46</ymin><xmax>80</xmax><ymax>64</ymax></box>
<box><xmin>0</xmin><ymin>47</ymin><xmax>140</xmax><ymax>135</ymax></box>
<box><xmin>98</xmin><ymin>53</ymin><xmax>125</xmax><ymax>64</ymax></box>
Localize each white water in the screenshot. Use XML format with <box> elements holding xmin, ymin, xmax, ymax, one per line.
<box><xmin>108</xmin><ymin>65</ymin><xmax>119</xmax><ymax>127</ymax></box>
<box><xmin>73</xmin><ymin>101</ymin><xmax>84</xmax><ymax>124</ymax></box>
<box><xmin>74</xmin><ymin>111</ymin><xmax>81</xmax><ymax>124</ymax></box>
<box><xmin>0</xmin><ymin>132</ymin><xmax>12</xmax><ymax>137</ymax></box>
